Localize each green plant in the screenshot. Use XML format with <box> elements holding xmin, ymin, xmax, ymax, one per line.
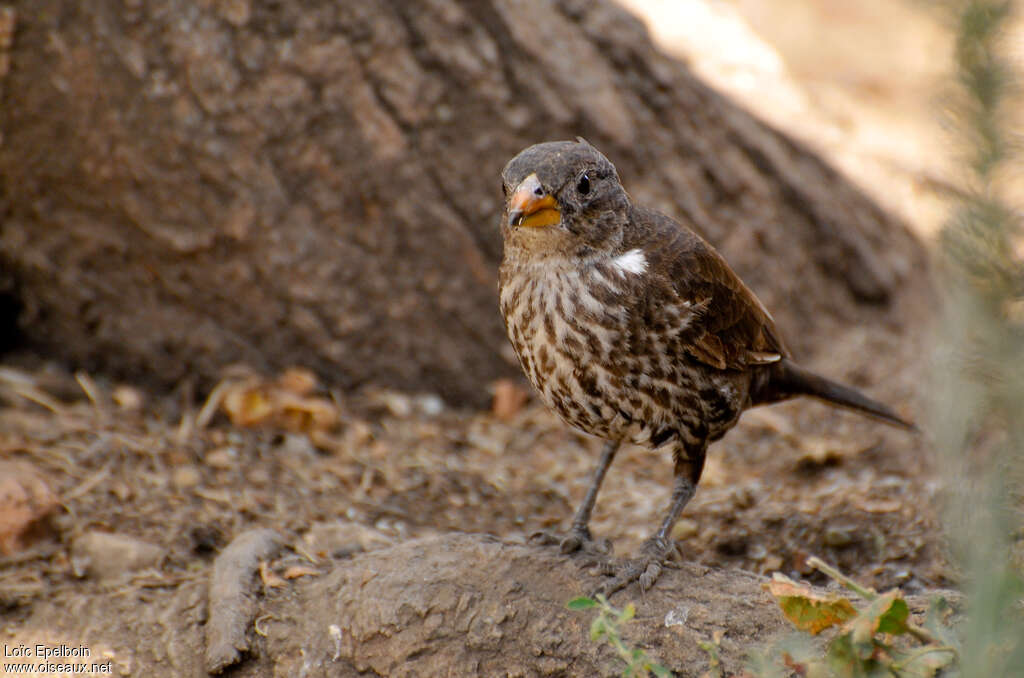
<box><xmin>754</xmin><ymin>0</ymin><xmax>1024</xmax><ymax>672</ymax></box>
<box><xmin>757</xmin><ymin>556</ymin><xmax>958</xmax><ymax>677</ymax></box>
<box><xmin>931</xmin><ymin>1</ymin><xmax>1024</xmax><ymax>675</ymax></box>
<box><xmin>698</xmin><ymin>630</ymin><xmax>725</xmax><ymax>678</ymax></box>
<box><xmin>568</xmin><ymin>595</ymin><xmax>672</xmax><ymax>677</ymax></box>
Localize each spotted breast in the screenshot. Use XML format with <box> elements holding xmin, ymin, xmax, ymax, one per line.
<box><xmin>499</xmin><ymin>248</ymin><xmax>747</xmax><ymax>450</ymax></box>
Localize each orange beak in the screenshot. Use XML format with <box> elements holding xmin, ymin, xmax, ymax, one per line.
<box><xmin>508</xmin><ymin>173</ymin><xmax>560</xmax><ymax>228</ymax></box>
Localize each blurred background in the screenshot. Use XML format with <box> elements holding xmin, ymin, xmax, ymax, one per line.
<box><xmin>0</xmin><ymin>0</ymin><xmax>1021</xmax><ymax>674</ymax></box>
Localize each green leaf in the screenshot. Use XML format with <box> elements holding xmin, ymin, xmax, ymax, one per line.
<box><xmin>649</xmin><ymin>664</ymin><xmax>672</xmax><ymax>678</ymax></box>
<box><xmin>766</xmin><ymin>573</ymin><xmax>858</xmax><ymax>634</ymax></box>
<box><xmin>847</xmin><ymin>590</ymin><xmax>909</xmax><ymax>652</ymax></box>
<box><xmin>567</xmin><ymin>596</ymin><xmax>598</xmax><ymax>610</ymax></box>
<box><xmin>923</xmin><ymin>596</ymin><xmax>960</xmax><ymax>650</ymax></box>
<box><xmin>619</xmin><ymin>602</ymin><xmax>636</xmax><ymax>623</ymax></box>
<box><xmin>826</xmin><ymin>633</ymin><xmax>886</xmax><ymax>678</ymax></box>
<box><xmin>825</xmin><ymin>633</ymin><xmax>859</xmax><ymax>678</ymax></box>
<box><xmin>890</xmin><ymin>645</ymin><xmax>957</xmax><ymax>678</ymax></box>
<box><xmin>876</xmin><ymin>597</ymin><xmax>910</xmax><ymax>636</ymax></box>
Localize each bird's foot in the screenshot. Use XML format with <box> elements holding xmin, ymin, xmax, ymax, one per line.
<box><xmin>592</xmin><ymin>536</ymin><xmax>679</xmax><ymax>597</ymax></box>
<box><xmin>530</xmin><ymin>525</ymin><xmax>613</xmax><ymax>557</ymax></box>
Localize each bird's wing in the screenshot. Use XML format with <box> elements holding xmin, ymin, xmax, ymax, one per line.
<box><xmin>630</xmin><ymin>207</ymin><xmax>788</xmax><ymax>371</ymax></box>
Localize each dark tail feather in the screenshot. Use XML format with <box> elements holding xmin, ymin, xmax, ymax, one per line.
<box><xmin>755</xmin><ymin>359</ymin><xmax>917</xmax><ymax>431</ymax></box>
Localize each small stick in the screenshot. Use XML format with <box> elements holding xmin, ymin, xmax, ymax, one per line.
<box><xmin>806</xmin><ymin>556</ymin><xmax>876</xmax><ymax>600</ymax></box>
<box><xmin>204</xmin><ymin>529</ymin><xmax>282</xmax><ymax>674</ymax></box>
<box><xmin>806</xmin><ymin>556</ymin><xmax>946</xmax><ymax>647</ymax></box>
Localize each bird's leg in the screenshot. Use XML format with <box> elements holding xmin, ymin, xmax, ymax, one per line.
<box><xmin>531</xmin><ymin>439</ymin><xmax>621</xmax><ymax>555</ymax></box>
<box><xmin>597</xmin><ymin>443</ymin><xmax>707</xmax><ymax>596</ymax></box>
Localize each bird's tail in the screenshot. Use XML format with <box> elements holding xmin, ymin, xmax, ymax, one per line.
<box><xmin>753</xmin><ymin>359</ymin><xmax>917</xmax><ymax>431</ymax></box>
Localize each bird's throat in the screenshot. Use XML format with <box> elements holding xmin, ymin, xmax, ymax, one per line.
<box><xmin>518</xmin><ymin>207</ymin><xmax>561</xmax><ymax>228</ymax></box>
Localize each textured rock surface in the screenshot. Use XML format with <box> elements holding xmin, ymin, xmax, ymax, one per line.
<box><xmin>0</xmin><ymin>0</ymin><xmax>925</xmax><ymax>404</ymax></box>
<box><xmin>11</xmin><ymin>533</ymin><xmax>953</xmax><ymax>677</ymax></box>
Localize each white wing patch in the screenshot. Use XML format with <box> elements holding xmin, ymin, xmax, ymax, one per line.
<box><xmin>612</xmin><ymin>248</ymin><xmax>648</xmax><ymax>276</ymax></box>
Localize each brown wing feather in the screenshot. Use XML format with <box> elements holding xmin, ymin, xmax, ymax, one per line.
<box><xmin>628</xmin><ymin>206</ymin><xmax>787</xmax><ymax>371</ymax></box>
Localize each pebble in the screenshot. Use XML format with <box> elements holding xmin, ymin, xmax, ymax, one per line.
<box><xmin>111</xmin><ymin>385</ymin><xmax>145</xmax><ymax>411</ymax></box>
<box><xmin>70</xmin><ymin>531</ymin><xmax>165</xmax><ymax>580</ymax></box>
<box><xmin>204</xmin><ymin>447</ymin><xmax>237</xmax><ymax>469</ymax></box>
<box><xmin>823</xmin><ymin>526</ymin><xmax>856</xmax><ymax>547</ymax></box>
<box><xmin>301</xmin><ymin>521</ymin><xmax>392</xmax><ymax>559</ymax></box>
<box><xmin>172</xmin><ymin>465</ymin><xmax>202</xmax><ymax>489</ymax></box>
<box><xmin>747</xmin><ymin>542</ymin><xmax>768</xmax><ymax>561</ymax></box>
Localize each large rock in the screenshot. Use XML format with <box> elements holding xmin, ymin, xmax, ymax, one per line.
<box><xmin>0</xmin><ymin>0</ymin><xmax>925</xmax><ymax>404</ymax></box>
<box><xmin>13</xmin><ymin>533</ymin><xmax>954</xmax><ymax>677</ymax></box>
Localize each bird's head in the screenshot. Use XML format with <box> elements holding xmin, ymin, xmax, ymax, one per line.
<box><xmin>500</xmin><ymin>139</ymin><xmax>631</xmax><ymax>260</ymax></box>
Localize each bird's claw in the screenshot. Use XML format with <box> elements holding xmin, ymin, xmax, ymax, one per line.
<box><xmin>592</xmin><ymin>536</ymin><xmax>676</xmax><ymax>597</ymax></box>
<box><xmin>530</xmin><ymin>526</ymin><xmax>613</xmax><ymax>557</ymax></box>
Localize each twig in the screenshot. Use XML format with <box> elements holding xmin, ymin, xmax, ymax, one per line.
<box><xmin>253</xmin><ymin>613</ymin><xmax>274</xmax><ymax>637</ymax></box>
<box><xmin>806</xmin><ymin>556</ymin><xmax>947</xmax><ymax>646</ymax></box>
<box><xmin>205</xmin><ymin>528</ymin><xmax>282</xmax><ymax>674</ymax></box>
<box><xmin>292</xmin><ymin>543</ymin><xmax>319</xmax><ymax>564</ymax></box>
<box><xmin>75</xmin><ymin>371</ymin><xmax>106</xmax><ymax>416</ymax></box>
<box><xmin>10</xmin><ymin>384</ymin><xmax>65</xmax><ymax>414</ymax></box>
<box><xmin>806</xmin><ymin>556</ymin><xmax>877</xmax><ymax>600</ymax></box>
<box><xmin>196</xmin><ymin>379</ymin><xmax>232</xmax><ymax>430</ymax></box>
<box><xmin>63</xmin><ymin>466</ymin><xmax>111</xmax><ymax>502</ymax></box>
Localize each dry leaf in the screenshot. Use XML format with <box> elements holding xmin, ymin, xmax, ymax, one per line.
<box><xmin>847</xmin><ymin>590</ymin><xmax>909</xmax><ymax>649</ymax></box>
<box><xmin>0</xmin><ymin>461</ymin><xmax>59</xmax><ymax>555</ymax></box>
<box><xmin>492</xmin><ymin>379</ymin><xmax>529</xmax><ymax>420</ymax></box>
<box><xmin>278</xmin><ymin>367</ymin><xmax>318</xmax><ymax>396</ymax></box>
<box><xmin>283</xmin><ymin>565</ymin><xmax>319</xmax><ymax>579</ymax></box>
<box><xmin>765</xmin><ymin>573</ymin><xmax>857</xmax><ymax>634</ymax></box>
<box><xmin>216</xmin><ymin>371</ymin><xmax>339</xmax><ymax>433</ymax></box>
<box><xmin>222</xmin><ymin>382</ymin><xmax>276</xmax><ymax>427</ymax></box>
<box><xmin>259</xmin><ymin>561</ymin><xmax>286</xmax><ymax>588</ymax></box>
<box><xmin>277</xmin><ymin>393</ymin><xmax>338</xmax><ymax>432</ymax></box>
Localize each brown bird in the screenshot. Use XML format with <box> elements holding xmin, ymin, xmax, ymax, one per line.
<box><xmin>498</xmin><ymin>139</ymin><xmax>913</xmax><ymax>595</ymax></box>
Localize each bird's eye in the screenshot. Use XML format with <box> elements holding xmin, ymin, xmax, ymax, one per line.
<box><xmin>577</xmin><ymin>173</ymin><xmax>591</xmax><ymax>195</ymax></box>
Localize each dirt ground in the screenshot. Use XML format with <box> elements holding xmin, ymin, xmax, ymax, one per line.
<box><xmin>0</xmin><ymin>300</ymin><xmax>947</xmax><ymax>674</ymax></box>
<box><xmin>0</xmin><ymin>1</ymin><xmax>965</xmax><ymax>676</ymax></box>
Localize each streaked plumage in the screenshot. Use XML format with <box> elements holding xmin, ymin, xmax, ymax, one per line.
<box><xmin>499</xmin><ymin>139</ymin><xmax>913</xmax><ymax>594</ymax></box>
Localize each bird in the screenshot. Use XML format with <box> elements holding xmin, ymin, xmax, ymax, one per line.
<box><xmin>498</xmin><ymin>138</ymin><xmax>914</xmax><ymax>595</ymax></box>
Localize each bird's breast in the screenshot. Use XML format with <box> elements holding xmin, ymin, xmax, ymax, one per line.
<box><xmin>499</xmin><ymin>256</ymin><xmax>746</xmax><ymax>448</ymax></box>
<box><xmin>501</xmin><ymin>261</ymin><xmax>628</xmax><ymax>368</ymax></box>
<box><xmin>499</xmin><ymin>259</ymin><xmax>648</xmax><ymax>438</ymax></box>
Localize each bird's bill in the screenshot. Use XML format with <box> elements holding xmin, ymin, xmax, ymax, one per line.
<box><xmin>507</xmin><ymin>173</ymin><xmax>561</xmax><ymax>228</ymax></box>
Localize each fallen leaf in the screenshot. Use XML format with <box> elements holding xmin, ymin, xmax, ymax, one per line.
<box><xmin>217</xmin><ymin>372</ymin><xmax>340</xmax><ymax>433</ymax></box>
<box><xmin>888</xmin><ymin>644</ymin><xmax>956</xmax><ymax>677</ymax></box>
<box><xmin>278</xmin><ymin>367</ymin><xmax>318</xmax><ymax>396</ymax></box>
<box><xmin>222</xmin><ymin>382</ymin><xmax>276</xmax><ymax>427</ymax></box>
<box><xmin>765</xmin><ymin>573</ymin><xmax>857</xmax><ymax>634</ymax></box>
<box><xmin>491</xmin><ymin>379</ymin><xmax>529</xmax><ymax>420</ymax></box>
<box><xmin>0</xmin><ymin>461</ymin><xmax>59</xmax><ymax>555</ymax></box>
<box><xmin>259</xmin><ymin>561</ymin><xmax>286</xmax><ymax>588</ymax></box>
<box><xmin>847</xmin><ymin>590</ymin><xmax>909</xmax><ymax>654</ymax></box>
<box><xmin>283</xmin><ymin>565</ymin><xmax>319</xmax><ymax>579</ymax></box>
<box><xmin>277</xmin><ymin>393</ymin><xmax>338</xmax><ymax>432</ymax></box>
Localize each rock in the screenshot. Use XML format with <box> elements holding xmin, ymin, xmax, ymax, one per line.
<box><xmin>300</xmin><ymin>521</ymin><xmax>394</xmax><ymax>559</ymax></box>
<box><xmin>70</xmin><ymin>531</ymin><xmax>165</xmax><ymax>580</ymax></box>
<box><xmin>0</xmin><ymin>0</ymin><xmax>926</xmax><ymax>405</ymax></box>
<box><xmin>171</xmin><ymin>465</ymin><xmax>202</xmax><ymax>489</ymax></box>
<box><xmin>205</xmin><ymin>528</ymin><xmax>283</xmax><ymax>674</ymax></box>
<box><xmin>9</xmin><ymin>533</ymin><xmax>960</xmax><ymax>676</ymax></box>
